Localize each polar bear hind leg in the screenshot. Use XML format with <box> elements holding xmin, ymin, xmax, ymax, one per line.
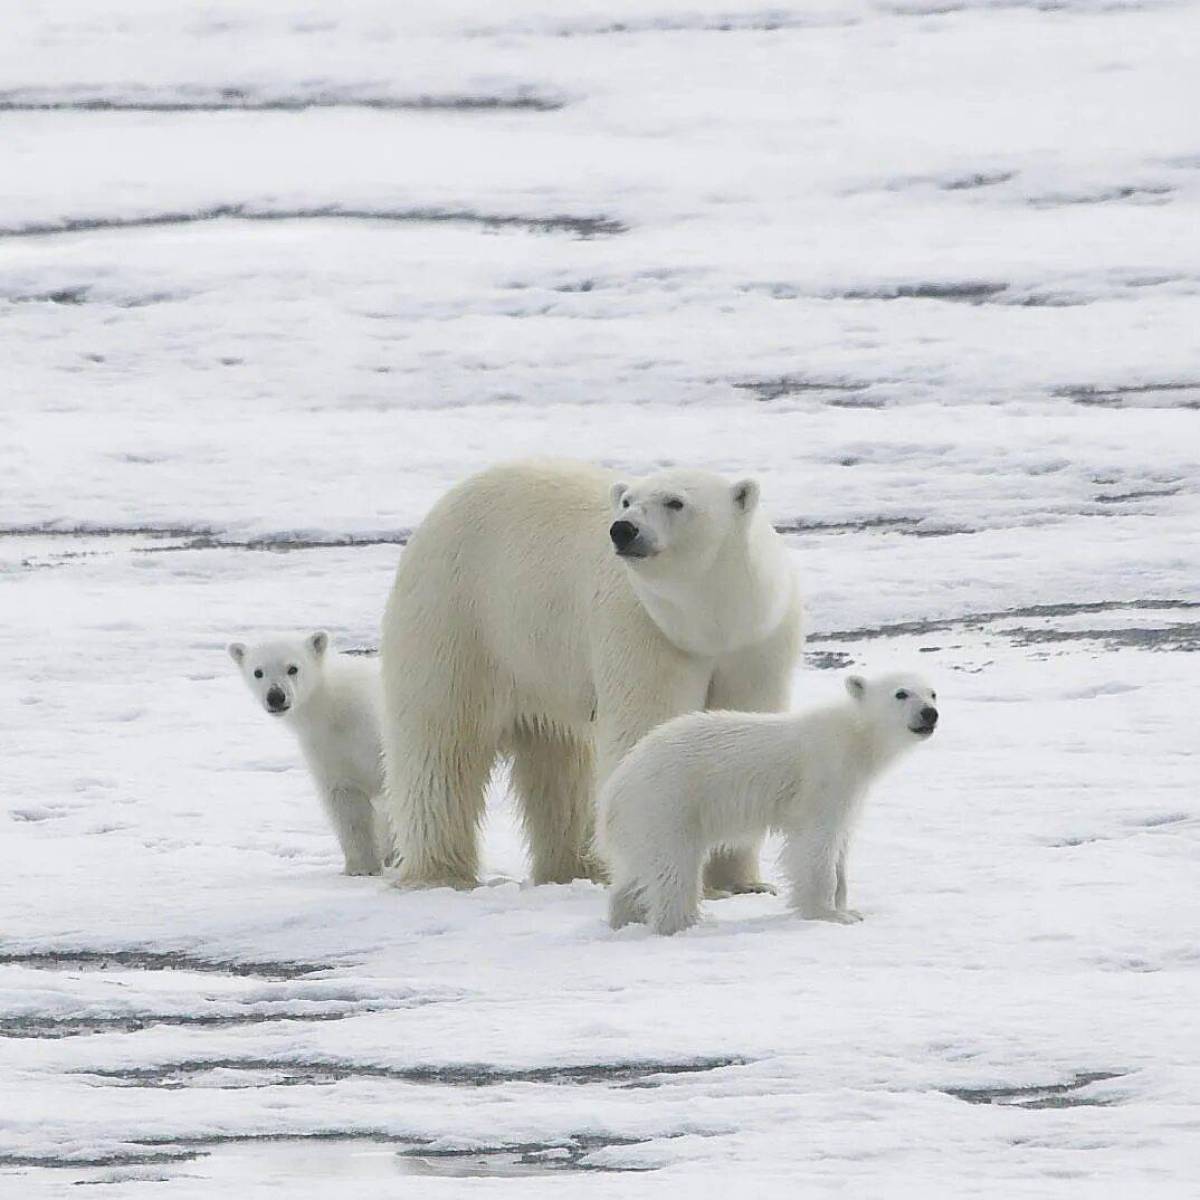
<box><xmin>384</xmin><ymin>658</ymin><xmax>498</xmax><ymax>889</ymax></box>
<box><xmin>608</xmin><ymin>876</ymin><xmax>649</xmax><ymax>929</ymax></box>
<box><xmin>646</xmin><ymin>849</ymin><xmax>705</xmax><ymax>936</ymax></box>
<box><xmin>511</xmin><ymin>722</ymin><xmax>604</xmax><ymax>885</ymax></box>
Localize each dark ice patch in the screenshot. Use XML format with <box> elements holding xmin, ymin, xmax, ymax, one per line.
<box><xmin>734</xmin><ymin>376</ymin><xmax>874</xmax><ymax>403</ymax></box>
<box><xmin>814</xmin><ymin>599</ymin><xmax>1199</xmax><ymax>643</ymax></box>
<box><xmin>0</xmin><ymin>89</ymin><xmax>565</xmax><ymax>113</ymax></box>
<box><xmin>5</xmin><ymin>1132</ymin><xmax>656</xmax><ymax>1178</ymax></box>
<box><xmin>939</xmin><ymin>171</ymin><xmax>1016</xmax><ymax>190</ymax></box>
<box><xmin>81</xmin><ymin>1055</ymin><xmax>743</xmax><ymax>1089</ymax></box>
<box><xmin>944</xmin><ymin>1071</ymin><xmax>1123</xmax><ymax>1109</ymax></box>
<box><xmin>0</xmin><ymin>948</ymin><xmax>329</xmax><ymax>980</ymax></box>
<box><xmin>0</xmin><ymin>205</ymin><xmax>625</xmax><ymax>242</ymax></box>
<box><xmin>1055</xmin><ymin>383</ymin><xmax>1200</xmax><ymax>410</ymax></box>
<box><xmin>1028</xmin><ymin>185</ymin><xmax>1172</xmax><ymax>208</ymax></box>
<box><xmin>1</xmin><ymin>524</ymin><xmax>412</xmax><ymax>556</ymax></box>
<box><xmin>399</xmin><ymin>1135</ymin><xmax>650</xmax><ymax>1175</ymax></box>
<box><xmin>840</xmin><ymin>281</ymin><xmax>1008</xmax><ymax>304</ymax></box>
<box><xmin>1092</xmin><ymin>487</ymin><xmax>1182</xmax><ymax>504</ymax></box>
<box><xmin>0</xmin><ymin>1007</ymin><xmax>393</xmax><ymax>1039</ymax></box>
<box><xmin>776</xmin><ymin>516</ymin><xmax>970</xmax><ymax>538</ymax></box>
<box><xmin>806</xmin><ymin>651</ymin><xmax>855</xmax><ymax>671</ymax></box>
<box><xmin>1004</xmin><ymin>622</ymin><xmax>1200</xmax><ymax>653</ymax></box>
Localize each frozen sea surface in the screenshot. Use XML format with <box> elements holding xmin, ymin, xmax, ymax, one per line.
<box><xmin>2</xmin><ymin>2</ymin><xmax>1198</xmax><ymax>1196</ymax></box>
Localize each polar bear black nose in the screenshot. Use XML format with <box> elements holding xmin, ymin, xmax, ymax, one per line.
<box><xmin>920</xmin><ymin>706</ymin><xmax>938</xmax><ymax>726</ymax></box>
<box><xmin>609</xmin><ymin>520</ymin><xmax>638</xmax><ymax>551</ymax></box>
<box><xmin>266</xmin><ymin>687</ymin><xmax>287</xmax><ymax>711</ymax></box>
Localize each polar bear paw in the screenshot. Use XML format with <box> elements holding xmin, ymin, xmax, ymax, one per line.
<box><xmin>800</xmin><ymin>907</ymin><xmax>862</xmax><ymax>925</ymax></box>
<box><xmin>730</xmin><ymin>880</ymin><xmax>778</xmax><ymax>896</ymax></box>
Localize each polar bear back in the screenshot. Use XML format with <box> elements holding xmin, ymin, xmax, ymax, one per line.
<box><xmin>385</xmin><ymin>460</ymin><xmax>659</xmax><ymax>734</ymax></box>
<box><xmin>600</xmin><ymin>706</ymin><xmax>870</xmax><ymax>856</ymax></box>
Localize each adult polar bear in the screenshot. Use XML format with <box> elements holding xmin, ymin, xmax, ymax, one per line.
<box><xmin>380</xmin><ymin>460</ymin><xmax>804</xmax><ymax>891</ymax></box>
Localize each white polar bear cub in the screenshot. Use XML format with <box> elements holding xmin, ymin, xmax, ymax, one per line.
<box><xmin>228</xmin><ymin>631</ymin><xmax>392</xmax><ymax>876</ymax></box>
<box><xmin>380</xmin><ymin>460</ymin><xmax>804</xmax><ymax>892</ymax></box>
<box><xmin>600</xmin><ymin>672</ymin><xmax>938</xmax><ymax>935</ymax></box>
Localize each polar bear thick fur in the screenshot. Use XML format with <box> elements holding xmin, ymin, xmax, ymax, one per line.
<box><xmin>380</xmin><ymin>459</ymin><xmax>804</xmax><ymax>891</ymax></box>
<box><xmin>600</xmin><ymin>672</ymin><xmax>939</xmax><ymax>935</ymax></box>
<box><xmin>228</xmin><ymin>631</ymin><xmax>392</xmax><ymax>876</ymax></box>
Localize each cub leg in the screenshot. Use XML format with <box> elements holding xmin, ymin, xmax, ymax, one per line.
<box><xmin>608</xmin><ymin>877</ymin><xmax>648</xmax><ymax>930</ymax></box>
<box><xmin>834</xmin><ymin>847</ymin><xmax>863</xmax><ymax>921</ymax></box>
<box><xmin>646</xmin><ymin>848</ymin><xmax>705</xmax><ymax>936</ymax></box>
<box><xmin>323</xmin><ymin>785</ymin><xmax>383</xmax><ymax>876</ymax></box>
<box><xmin>782</xmin><ymin>830</ymin><xmax>860</xmax><ymax>924</ymax></box>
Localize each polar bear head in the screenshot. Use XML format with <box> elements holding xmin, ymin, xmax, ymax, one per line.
<box><xmin>227</xmin><ymin>631</ymin><xmax>329</xmax><ymax>717</ymax></box>
<box><xmin>608</xmin><ymin>468</ymin><xmax>760</xmax><ymax>574</ymax></box>
<box><xmin>845</xmin><ymin>671</ymin><xmax>939</xmax><ymax>749</ymax></box>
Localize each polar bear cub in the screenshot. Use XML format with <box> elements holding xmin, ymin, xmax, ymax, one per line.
<box><xmin>600</xmin><ymin>672</ymin><xmax>938</xmax><ymax>935</ymax></box>
<box><xmin>228</xmin><ymin>631</ymin><xmax>392</xmax><ymax>876</ymax></box>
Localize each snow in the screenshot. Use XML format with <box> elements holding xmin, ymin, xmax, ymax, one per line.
<box><xmin>2</xmin><ymin>0</ymin><xmax>1198</xmax><ymax>1195</ymax></box>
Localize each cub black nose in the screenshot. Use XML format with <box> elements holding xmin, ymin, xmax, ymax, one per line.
<box><xmin>920</xmin><ymin>706</ymin><xmax>938</xmax><ymax>726</ymax></box>
<box><xmin>266</xmin><ymin>687</ymin><xmax>287</xmax><ymax>710</ymax></box>
<box><xmin>609</xmin><ymin>520</ymin><xmax>638</xmax><ymax>551</ymax></box>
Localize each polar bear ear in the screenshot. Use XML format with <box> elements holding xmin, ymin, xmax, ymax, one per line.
<box><xmin>731</xmin><ymin>478</ymin><xmax>759</xmax><ymax>515</ymax></box>
<box><xmin>308</xmin><ymin>631</ymin><xmax>329</xmax><ymax>658</ymax></box>
<box><xmin>227</xmin><ymin>642</ymin><xmax>246</xmax><ymax>665</ymax></box>
<box><xmin>845</xmin><ymin>675</ymin><xmax>867</xmax><ymax>701</ymax></box>
<box><xmin>610</xmin><ymin>481</ymin><xmax>630</xmax><ymax>509</ymax></box>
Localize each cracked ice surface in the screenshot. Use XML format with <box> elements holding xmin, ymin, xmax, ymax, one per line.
<box><xmin>2</xmin><ymin>1</ymin><xmax>1198</xmax><ymax>1195</ymax></box>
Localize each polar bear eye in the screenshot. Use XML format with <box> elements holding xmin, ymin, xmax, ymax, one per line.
<box><xmin>621</xmin><ymin>498</ymin><xmax>630</xmax><ymax>509</ymax></box>
<box><xmin>894</xmin><ymin>689</ymin><xmax>909</xmax><ymax>700</ymax></box>
<box><xmin>664</xmin><ymin>498</ymin><xmax>684</xmax><ymax>511</ymax></box>
<box><xmin>253</xmin><ymin>669</ymin><xmax>263</xmax><ymax>679</ymax></box>
<box><xmin>930</xmin><ymin>690</ymin><xmax>937</xmax><ymax>701</ymax></box>
<box><xmin>287</xmin><ymin>665</ymin><xmax>299</xmax><ymax>676</ymax></box>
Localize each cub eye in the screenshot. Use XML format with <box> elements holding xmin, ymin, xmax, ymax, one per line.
<box><xmin>253</xmin><ymin>669</ymin><xmax>263</xmax><ymax>679</ymax></box>
<box><xmin>894</xmin><ymin>689</ymin><xmax>909</xmax><ymax>700</ymax></box>
<box><xmin>287</xmin><ymin>665</ymin><xmax>299</xmax><ymax>676</ymax></box>
<box><xmin>930</xmin><ymin>691</ymin><xmax>937</xmax><ymax>701</ymax></box>
<box><xmin>621</xmin><ymin>498</ymin><xmax>630</xmax><ymax>509</ymax></box>
<box><xmin>664</xmin><ymin>498</ymin><xmax>684</xmax><ymax>511</ymax></box>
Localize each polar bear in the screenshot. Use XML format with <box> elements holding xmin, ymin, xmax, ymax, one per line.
<box><xmin>228</xmin><ymin>631</ymin><xmax>392</xmax><ymax>876</ymax></box>
<box><xmin>380</xmin><ymin>460</ymin><xmax>804</xmax><ymax>891</ymax></box>
<box><xmin>600</xmin><ymin>672</ymin><xmax>938</xmax><ymax>935</ymax></box>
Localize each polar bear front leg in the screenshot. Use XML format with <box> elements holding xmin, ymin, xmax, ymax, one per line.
<box><xmin>511</xmin><ymin>724</ymin><xmax>604</xmax><ymax>885</ymax></box>
<box><xmin>703</xmin><ymin>844</ymin><xmax>774</xmax><ymax>898</ymax></box>
<box><xmin>593</xmin><ymin>658</ymin><xmax>711</xmax><ymax>787</ymax></box>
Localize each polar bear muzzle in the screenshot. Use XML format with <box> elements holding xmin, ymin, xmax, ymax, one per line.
<box><xmin>909</xmin><ymin>705</ymin><xmax>938</xmax><ymax>736</ymax></box>
<box><xmin>609</xmin><ymin>519</ymin><xmax>651</xmax><ymax>558</ymax></box>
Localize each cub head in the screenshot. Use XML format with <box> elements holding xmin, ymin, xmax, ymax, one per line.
<box><xmin>227</xmin><ymin>631</ymin><xmax>329</xmax><ymax>717</ymax></box>
<box><xmin>608</xmin><ymin>468</ymin><xmax>760</xmax><ymax>572</ymax></box>
<box><xmin>845</xmin><ymin>671</ymin><xmax>939</xmax><ymax>745</ymax></box>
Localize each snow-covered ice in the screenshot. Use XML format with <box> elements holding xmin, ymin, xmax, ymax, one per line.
<box><xmin>2</xmin><ymin>1</ymin><xmax>1198</xmax><ymax>1195</ymax></box>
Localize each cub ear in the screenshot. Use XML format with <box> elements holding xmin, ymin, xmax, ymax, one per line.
<box><xmin>308</xmin><ymin>631</ymin><xmax>329</xmax><ymax>658</ymax></box>
<box><xmin>731</xmin><ymin>478</ymin><xmax>760</xmax><ymax>514</ymax></box>
<box><xmin>845</xmin><ymin>674</ymin><xmax>867</xmax><ymax>701</ymax></box>
<box><xmin>227</xmin><ymin>642</ymin><xmax>246</xmax><ymax>665</ymax></box>
<box><xmin>610</xmin><ymin>481</ymin><xmax>629</xmax><ymax>509</ymax></box>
